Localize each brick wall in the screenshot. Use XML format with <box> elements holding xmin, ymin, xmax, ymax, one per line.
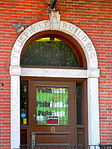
<box><xmin>0</xmin><ymin>0</ymin><xmax>112</xmax><ymax>148</ymax></box>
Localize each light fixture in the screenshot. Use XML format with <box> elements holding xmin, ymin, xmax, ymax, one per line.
<box><xmin>13</xmin><ymin>22</ymin><xmax>25</xmax><ymax>34</ymax></box>
<box><xmin>50</xmin><ymin>36</ymin><xmax>55</xmax><ymax>41</ymax></box>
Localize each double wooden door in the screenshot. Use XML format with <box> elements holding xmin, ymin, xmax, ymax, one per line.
<box><xmin>29</xmin><ymin>80</ymin><xmax>77</xmax><ymax>148</ymax></box>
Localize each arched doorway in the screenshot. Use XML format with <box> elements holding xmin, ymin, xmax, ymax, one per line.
<box><xmin>10</xmin><ymin>20</ymin><xmax>100</xmax><ymax>149</ymax></box>
<box><xmin>20</xmin><ymin>32</ymin><xmax>87</xmax><ymax>147</ymax></box>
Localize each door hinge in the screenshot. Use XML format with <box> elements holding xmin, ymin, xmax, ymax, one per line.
<box><xmin>32</xmin><ymin>132</ymin><xmax>36</xmax><ymax>148</ymax></box>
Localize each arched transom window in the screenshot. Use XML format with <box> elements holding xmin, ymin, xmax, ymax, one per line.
<box><xmin>20</xmin><ymin>37</ymin><xmax>80</xmax><ymax>68</ymax></box>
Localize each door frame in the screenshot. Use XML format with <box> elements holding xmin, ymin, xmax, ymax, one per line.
<box><xmin>10</xmin><ymin>20</ymin><xmax>100</xmax><ymax>148</ymax></box>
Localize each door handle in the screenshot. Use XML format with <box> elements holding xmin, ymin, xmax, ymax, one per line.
<box><xmin>33</xmin><ymin>114</ymin><xmax>36</xmax><ymax>117</ymax></box>
<box><xmin>32</xmin><ymin>132</ymin><xmax>36</xmax><ymax>148</ymax></box>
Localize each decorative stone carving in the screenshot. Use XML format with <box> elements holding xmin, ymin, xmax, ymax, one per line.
<box><xmin>49</xmin><ymin>10</ymin><xmax>60</xmax><ymax>29</ymax></box>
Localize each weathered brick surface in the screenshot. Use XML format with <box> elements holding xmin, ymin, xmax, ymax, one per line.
<box><xmin>0</xmin><ymin>0</ymin><xmax>112</xmax><ymax>148</ymax></box>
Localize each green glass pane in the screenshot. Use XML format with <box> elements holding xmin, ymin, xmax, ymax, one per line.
<box><xmin>36</xmin><ymin>87</ymin><xmax>68</xmax><ymax>125</ymax></box>
<box><xmin>20</xmin><ymin>38</ymin><xmax>78</xmax><ymax>67</ymax></box>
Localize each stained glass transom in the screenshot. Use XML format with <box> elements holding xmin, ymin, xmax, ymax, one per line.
<box><xmin>20</xmin><ymin>37</ymin><xmax>78</xmax><ymax>67</ymax></box>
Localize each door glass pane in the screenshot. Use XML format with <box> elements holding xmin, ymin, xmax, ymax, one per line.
<box><xmin>20</xmin><ymin>81</ymin><xmax>28</xmax><ymax>125</ymax></box>
<box><xmin>36</xmin><ymin>87</ymin><xmax>68</xmax><ymax>125</ymax></box>
<box><xmin>76</xmin><ymin>83</ymin><xmax>82</xmax><ymax>125</ymax></box>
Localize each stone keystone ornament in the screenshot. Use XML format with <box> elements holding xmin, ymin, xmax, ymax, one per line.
<box><xmin>49</xmin><ymin>0</ymin><xmax>60</xmax><ymax>29</ymax></box>
<box><xmin>49</xmin><ymin>10</ymin><xmax>60</xmax><ymax>29</ymax></box>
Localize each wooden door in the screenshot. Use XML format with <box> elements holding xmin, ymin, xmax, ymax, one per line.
<box><xmin>29</xmin><ymin>80</ymin><xmax>77</xmax><ymax>148</ymax></box>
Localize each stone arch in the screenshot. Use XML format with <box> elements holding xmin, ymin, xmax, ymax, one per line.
<box><xmin>10</xmin><ymin>20</ymin><xmax>100</xmax><ymax>149</ymax></box>
<box><xmin>11</xmin><ymin>20</ymin><xmax>98</xmax><ymax>69</ymax></box>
